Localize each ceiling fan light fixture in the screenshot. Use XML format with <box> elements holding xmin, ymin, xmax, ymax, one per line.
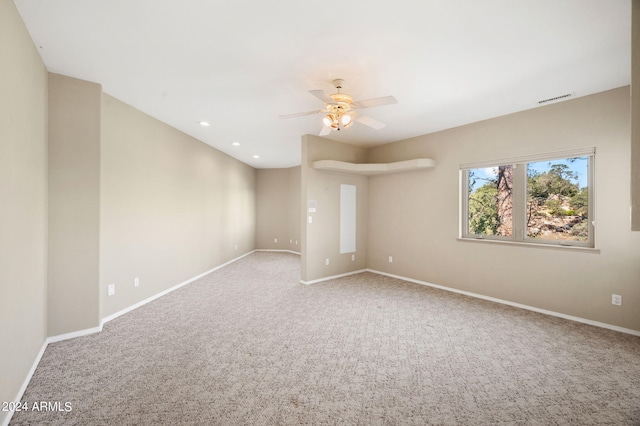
<box><xmin>280</xmin><ymin>79</ymin><xmax>395</xmax><ymax>135</ymax></box>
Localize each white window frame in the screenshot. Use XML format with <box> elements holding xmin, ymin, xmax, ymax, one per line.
<box><xmin>460</xmin><ymin>148</ymin><xmax>595</xmax><ymax>249</ymax></box>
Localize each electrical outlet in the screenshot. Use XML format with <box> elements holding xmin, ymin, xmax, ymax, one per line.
<box><xmin>234</xmin><ymin>244</ymin><xmax>238</xmax><ymax>250</ymax></box>
<box><xmin>352</xmin><ymin>254</ymin><xmax>355</xmax><ymax>261</ymax></box>
<box><xmin>325</xmin><ymin>258</ymin><xmax>330</xmax><ymax>266</ymax></box>
<box><xmin>389</xmin><ymin>256</ymin><xmax>393</xmax><ymax>263</ymax></box>
<box><xmin>274</xmin><ymin>238</ymin><xmax>278</xmax><ymax>243</ymax></box>
<box><xmin>108</xmin><ymin>284</ymin><xmax>115</xmax><ymax>296</ymax></box>
<box><xmin>612</xmin><ymin>294</ymin><xmax>622</xmax><ymax>306</ymax></box>
<box><xmin>134</xmin><ymin>277</ymin><xmax>139</xmax><ymax>287</ymax></box>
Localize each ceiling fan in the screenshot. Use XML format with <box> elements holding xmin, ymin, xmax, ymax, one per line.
<box><xmin>279</xmin><ymin>79</ymin><xmax>397</xmax><ymax>136</ymax></box>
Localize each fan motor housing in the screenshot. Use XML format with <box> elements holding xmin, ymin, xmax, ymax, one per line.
<box><xmin>330</xmin><ymin>93</ymin><xmax>353</xmax><ymax>104</ymax></box>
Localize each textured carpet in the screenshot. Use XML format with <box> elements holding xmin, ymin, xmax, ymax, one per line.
<box><xmin>10</xmin><ymin>251</ymin><xmax>640</xmax><ymax>425</ymax></box>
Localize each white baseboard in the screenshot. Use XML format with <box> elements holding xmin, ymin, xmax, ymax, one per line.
<box><xmin>1</xmin><ymin>250</ymin><xmax>258</xmax><ymax>426</ymax></box>
<box><xmin>6</xmin><ymin>252</ymin><xmax>636</xmax><ymax>426</ymax></box>
<box><xmin>300</xmin><ymin>269</ymin><xmax>368</xmax><ymax>285</ymax></box>
<box><xmin>2</xmin><ymin>340</ymin><xmax>48</xmax><ymax>426</ymax></box>
<box><xmin>47</xmin><ymin>325</ymin><xmax>103</xmax><ymax>344</ymax></box>
<box><xmin>367</xmin><ymin>268</ymin><xmax>640</xmax><ymax>337</ymax></box>
<box><xmin>255</xmin><ymin>249</ymin><xmax>301</xmax><ymax>255</ymax></box>
<box><xmin>101</xmin><ymin>250</ymin><xmax>256</xmax><ymax>325</ymax></box>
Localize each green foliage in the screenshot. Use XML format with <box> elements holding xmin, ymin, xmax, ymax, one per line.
<box><xmin>528</xmin><ymin>162</ymin><xmax>584</xmax><ymax>218</ymax></box>
<box><xmin>570</xmin><ymin>187</ymin><xmax>588</xmax><ymax>217</ymax></box>
<box><xmin>528</xmin><ymin>163</ymin><xmax>579</xmax><ymax>202</ymax></box>
<box><xmin>543</xmin><ymin>199</ymin><xmax>561</xmax><ymax>215</ymax></box>
<box><xmin>569</xmin><ymin>220</ymin><xmax>589</xmax><ymax>239</ymax></box>
<box><xmin>544</xmin><ymin>199</ymin><xmax>571</xmax><ymax>216</ymax></box>
<box><xmin>468</xmin><ymin>160</ymin><xmax>589</xmax><ymax>241</ymax></box>
<box><xmin>468</xmin><ymin>182</ymin><xmax>499</xmax><ymax>235</ymax></box>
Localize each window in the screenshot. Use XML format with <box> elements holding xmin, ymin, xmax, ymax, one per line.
<box><xmin>461</xmin><ymin>149</ymin><xmax>594</xmax><ymax>248</ymax></box>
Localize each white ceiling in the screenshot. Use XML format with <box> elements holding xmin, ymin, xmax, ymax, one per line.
<box><xmin>14</xmin><ymin>0</ymin><xmax>631</xmax><ymax>168</ymax></box>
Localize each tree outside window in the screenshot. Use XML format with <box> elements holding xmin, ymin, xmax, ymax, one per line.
<box><xmin>463</xmin><ymin>152</ymin><xmax>593</xmax><ymax>248</ymax></box>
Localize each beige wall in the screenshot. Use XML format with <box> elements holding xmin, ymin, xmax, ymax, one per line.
<box><xmin>0</xmin><ymin>0</ymin><xmax>48</xmax><ymax>422</ymax></box>
<box><xmin>100</xmin><ymin>94</ymin><xmax>256</xmax><ymax>318</ymax></box>
<box><xmin>301</xmin><ymin>135</ymin><xmax>368</xmax><ymax>282</ymax></box>
<box><xmin>48</xmin><ymin>74</ymin><xmax>101</xmax><ymax>335</ymax></box>
<box><xmin>256</xmin><ymin>166</ymin><xmax>301</xmax><ymax>252</ymax></box>
<box><xmin>2</xmin><ymin>5</ymin><xmax>637</xmax><ymax>424</ymax></box>
<box><xmin>632</xmin><ymin>0</ymin><xmax>640</xmax><ymax>230</ymax></box>
<box><xmin>287</xmin><ymin>166</ymin><xmax>302</xmax><ymax>252</ymax></box>
<box><xmin>367</xmin><ymin>87</ymin><xmax>640</xmax><ymax>331</ymax></box>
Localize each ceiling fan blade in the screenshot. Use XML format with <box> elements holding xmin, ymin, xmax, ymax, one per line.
<box><xmin>356</xmin><ymin>115</ymin><xmax>386</xmax><ymax>130</ymax></box>
<box><xmin>309</xmin><ymin>89</ymin><xmax>335</xmax><ymax>104</ymax></box>
<box><xmin>279</xmin><ymin>110</ymin><xmax>322</xmax><ymax>119</ymax></box>
<box><xmin>353</xmin><ymin>95</ymin><xmax>397</xmax><ymax>109</ymax></box>
<box><xmin>319</xmin><ymin>125</ymin><xmax>332</xmax><ymax>136</ymax></box>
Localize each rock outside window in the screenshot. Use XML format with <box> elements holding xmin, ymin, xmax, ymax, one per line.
<box><xmin>460</xmin><ymin>148</ymin><xmax>595</xmax><ymax>249</ymax></box>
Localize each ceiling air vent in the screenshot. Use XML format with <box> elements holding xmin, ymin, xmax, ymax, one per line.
<box><xmin>538</xmin><ymin>93</ymin><xmax>573</xmax><ymax>104</ymax></box>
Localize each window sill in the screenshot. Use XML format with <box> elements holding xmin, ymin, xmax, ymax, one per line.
<box><xmin>456</xmin><ymin>237</ymin><xmax>600</xmax><ymax>254</ymax></box>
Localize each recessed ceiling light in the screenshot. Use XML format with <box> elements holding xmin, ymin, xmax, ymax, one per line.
<box><xmin>253</xmin><ymin>155</ymin><xmax>260</xmax><ymax>159</ymax></box>
<box><xmin>232</xmin><ymin>142</ymin><xmax>240</xmax><ymax>146</ymax></box>
<box><xmin>199</xmin><ymin>121</ymin><xmax>211</xmax><ymax>127</ymax></box>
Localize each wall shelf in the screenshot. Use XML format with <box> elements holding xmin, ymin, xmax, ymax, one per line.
<box><xmin>312</xmin><ymin>158</ymin><xmax>435</xmax><ymax>175</ymax></box>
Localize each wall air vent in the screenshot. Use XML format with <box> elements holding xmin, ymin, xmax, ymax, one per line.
<box><xmin>538</xmin><ymin>93</ymin><xmax>573</xmax><ymax>104</ymax></box>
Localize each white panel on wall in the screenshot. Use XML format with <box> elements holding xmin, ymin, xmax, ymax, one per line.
<box><xmin>340</xmin><ymin>184</ymin><xmax>356</xmax><ymax>253</ymax></box>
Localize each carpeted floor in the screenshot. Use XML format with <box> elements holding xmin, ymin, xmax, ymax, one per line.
<box><xmin>10</xmin><ymin>251</ymin><xmax>640</xmax><ymax>425</ymax></box>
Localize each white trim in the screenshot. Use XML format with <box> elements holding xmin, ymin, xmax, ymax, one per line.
<box><xmin>46</xmin><ymin>249</ymin><xmax>256</xmax><ymax>345</ymax></box>
<box><xmin>366</xmin><ymin>269</ymin><xmax>640</xmax><ymax>337</ymax></box>
<box><xmin>300</xmin><ymin>269</ymin><xmax>368</xmax><ymax>285</ymax></box>
<box><xmin>460</xmin><ymin>150</ymin><xmax>596</xmax><ymax>249</ymax></box>
<box><xmin>2</xmin><ymin>250</ymin><xmax>257</xmax><ymax>426</ymax></box>
<box><xmin>460</xmin><ymin>147</ymin><xmax>595</xmax><ymax>170</ymax></box>
<box><xmin>456</xmin><ymin>237</ymin><xmax>601</xmax><ymax>253</ymax></box>
<box><xmin>47</xmin><ymin>325</ymin><xmax>103</xmax><ymax>343</ymax></box>
<box><xmin>2</xmin><ymin>341</ymin><xmax>48</xmax><ymax>426</ymax></box>
<box><xmin>255</xmin><ymin>249</ymin><xmax>301</xmax><ymax>255</ymax></box>
<box><xmin>101</xmin><ymin>250</ymin><xmax>255</xmax><ymax>325</ymax></box>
